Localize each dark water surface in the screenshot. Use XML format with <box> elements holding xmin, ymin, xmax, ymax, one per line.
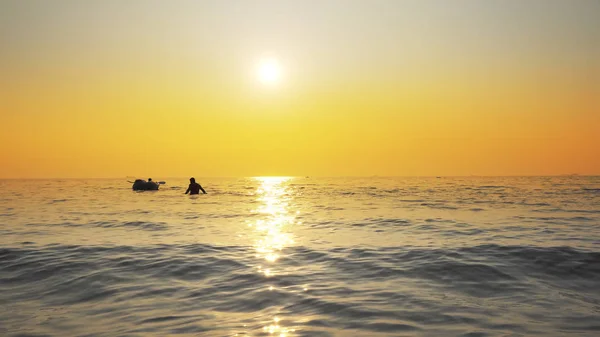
<box><xmin>1</xmin><ymin>177</ymin><xmax>599</xmax><ymax>336</ymax></box>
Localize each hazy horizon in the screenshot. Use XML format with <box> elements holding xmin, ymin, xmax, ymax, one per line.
<box><xmin>1</xmin><ymin>174</ymin><xmax>597</xmax><ymax>181</ymax></box>
<box><xmin>1</xmin><ymin>0</ymin><xmax>599</xmax><ymax>178</ymax></box>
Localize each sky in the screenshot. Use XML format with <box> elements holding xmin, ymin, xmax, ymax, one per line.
<box><xmin>1</xmin><ymin>0</ymin><xmax>599</xmax><ymax>178</ymax></box>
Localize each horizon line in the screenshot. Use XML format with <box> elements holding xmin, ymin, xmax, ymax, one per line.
<box><xmin>0</xmin><ymin>174</ymin><xmax>597</xmax><ymax>180</ymax></box>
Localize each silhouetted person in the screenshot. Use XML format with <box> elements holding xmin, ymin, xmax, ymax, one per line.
<box><xmin>185</xmin><ymin>177</ymin><xmax>206</xmax><ymax>195</ymax></box>
<box><xmin>148</xmin><ymin>178</ymin><xmax>153</xmax><ymax>182</ymax></box>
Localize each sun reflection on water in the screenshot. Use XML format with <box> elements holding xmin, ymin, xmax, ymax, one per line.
<box><xmin>263</xmin><ymin>316</ymin><xmax>296</xmax><ymax>336</ymax></box>
<box><xmin>252</xmin><ymin>177</ymin><xmax>295</xmax><ymax>270</ymax></box>
<box><xmin>251</xmin><ymin>177</ymin><xmax>297</xmax><ymax>336</ymax></box>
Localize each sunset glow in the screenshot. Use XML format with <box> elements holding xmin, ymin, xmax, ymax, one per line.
<box><xmin>0</xmin><ymin>1</ymin><xmax>598</xmax><ymax>178</ymax></box>
<box><xmin>257</xmin><ymin>58</ymin><xmax>282</xmax><ymax>85</ymax></box>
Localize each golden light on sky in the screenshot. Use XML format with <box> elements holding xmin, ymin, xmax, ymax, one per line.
<box><xmin>0</xmin><ymin>0</ymin><xmax>599</xmax><ymax>178</ymax></box>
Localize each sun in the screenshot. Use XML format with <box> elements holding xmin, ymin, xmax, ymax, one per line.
<box><xmin>257</xmin><ymin>58</ymin><xmax>281</xmax><ymax>85</ymax></box>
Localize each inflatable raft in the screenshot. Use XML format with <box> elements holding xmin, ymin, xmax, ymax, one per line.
<box><xmin>132</xmin><ymin>179</ymin><xmax>160</xmax><ymax>191</ymax></box>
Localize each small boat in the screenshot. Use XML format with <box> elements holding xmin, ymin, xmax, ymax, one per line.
<box><xmin>132</xmin><ymin>179</ymin><xmax>160</xmax><ymax>191</ymax></box>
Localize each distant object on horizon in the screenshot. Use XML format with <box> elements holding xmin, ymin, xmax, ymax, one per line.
<box><xmin>131</xmin><ymin>179</ymin><xmax>164</xmax><ymax>191</ymax></box>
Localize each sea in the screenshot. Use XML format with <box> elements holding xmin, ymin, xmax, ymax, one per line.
<box><xmin>1</xmin><ymin>176</ymin><xmax>599</xmax><ymax>337</ymax></box>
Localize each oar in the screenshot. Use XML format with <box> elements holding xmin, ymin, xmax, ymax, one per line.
<box><xmin>127</xmin><ymin>180</ymin><xmax>165</xmax><ymax>185</ymax></box>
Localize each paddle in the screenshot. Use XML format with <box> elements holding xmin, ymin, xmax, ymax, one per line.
<box><xmin>127</xmin><ymin>180</ymin><xmax>166</xmax><ymax>184</ymax></box>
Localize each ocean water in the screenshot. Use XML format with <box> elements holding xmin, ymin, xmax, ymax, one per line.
<box><xmin>1</xmin><ymin>176</ymin><xmax>599</xmax><ymax>337</ymax></box>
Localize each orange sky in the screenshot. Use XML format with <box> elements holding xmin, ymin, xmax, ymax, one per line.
<box><xmin>1</xmin><ymin>0</ymin><xmax>599</xmax><ymax>178</ymax></box>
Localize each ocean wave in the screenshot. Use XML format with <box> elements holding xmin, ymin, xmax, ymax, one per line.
<box><xmin>532</xmin><ymin>208</ymin><xmax>600</xmax><ymax>214</ymax></box>
<box><xmin>0</xmin><ymin>242</ymin><xmax>599</xmax><ymax>335</ymax></box>
<box><xmin>420</xmin><ymin>202</ymin><xmax>459</xmax><ymax>210</ymax></box>
<box><xmin>2</xmin><ymin>177</ymin><xmax>600</xmax><ymax>336</ymax></box>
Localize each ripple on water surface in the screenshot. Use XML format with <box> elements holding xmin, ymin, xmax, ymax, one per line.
<box><xmin>0</xmin><ymin>176</ymin><xmax>599</xmax><ymax>336</ymax></box>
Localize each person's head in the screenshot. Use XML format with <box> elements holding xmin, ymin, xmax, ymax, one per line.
<box><xmin>190</xmin><ymin>177</ymin><xmax>196</xmax><ymax>183</ymax></box>
<box><xmin>148</xmin><ymin>178</ymin><xmax>152</xmax><ymax>182</ymax></box>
